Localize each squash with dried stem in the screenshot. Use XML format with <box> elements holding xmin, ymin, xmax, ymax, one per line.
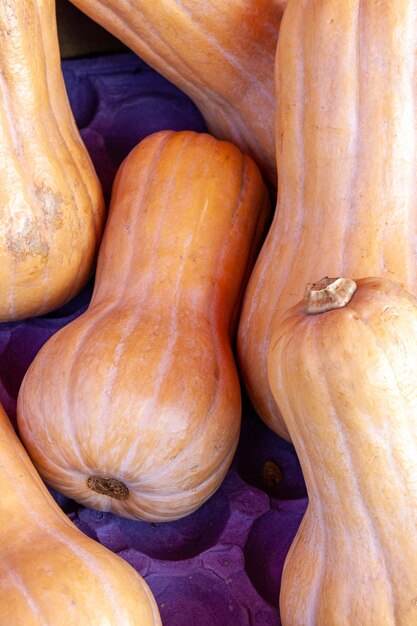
<box><xmin>238</xmin><ymin>0</ymin><xmax>417</xmax><ymax>440</ymax></box>
<box><xmin>269</xmin><ymin>276</ymin><xmax>417</xmax><ymax>625</ymax></box>
<box><xmin>17</xmin><ymin>130</ymin><xmax>270</xmax><ymax>522</ymax></box>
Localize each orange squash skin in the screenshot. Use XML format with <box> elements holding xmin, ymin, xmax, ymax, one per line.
<box><xmin>17</xmin><ymin>130</ymin><xmax>270</xmax><ymax>521</ymax></box>
<box><xmin>237</xmin><ymin>0</ymin><xmax>417</xmax><ymax>441</ymax></box>
<box><xmin>268</xmin><ymin>277</ymin><xmax>417</xmax><ymax>626</ymax></box>
<box><xmin>0</xmin><ymin>0</ymin><xmax>105</xmax><ymax>321</ymax></box>
<box><xmin>0</xmin><ymin>404</ymin><xmax>161</xmax><ymax>625</ymax></box>
<box><xmin>67</xmin><ymin>0</ymin><xmax>287</xmax><ymax>185</ymax></box>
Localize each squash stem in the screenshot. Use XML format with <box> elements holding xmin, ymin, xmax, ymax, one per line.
<box><xmin>304</xmin><ymin>277</ymin><xmax>357</xmax><ymax>315</ymax></box>
<box><xmin>87</xmin><ymin>476</ymin><xmax>129</xmax><ymax>500</ymax></box>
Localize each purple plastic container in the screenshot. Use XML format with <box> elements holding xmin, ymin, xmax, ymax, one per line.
<box><xmin>1</xmin><ymin>53</ymin><xmax>307</xmax><ymax>625</ymax></box>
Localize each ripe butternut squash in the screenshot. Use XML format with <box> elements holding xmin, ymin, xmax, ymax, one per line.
<box><xmin>0</xmin><ymin>0</ymin><xmax>104</xmax><ymax>321</ymax></box>
<box><xmin>17</xmin><ymin>130</ymin><xmax>270</xmax><ymax>522</ymax></box>
<box><xmin>268</xmin><ymin>276</ymin><xmax>417</xmax><ymax>626</ymax></box>
<box><xmin>67</xmin><ymin>0</ymin><xmax>287</xmax><ymax>185</ymax></box>
<box><xmin>0</xmin><ymin>403</ymin><xmax>161</xmax><ymax>625</ymax></box>
<box><xmin>238</xmin><ymin>0</ymin><xmax>417</xmax><ymax>441</ymax></box>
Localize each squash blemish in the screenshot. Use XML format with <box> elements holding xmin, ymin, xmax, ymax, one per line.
<box><xmin>35</xmin><ymin>184</ymin><xmax>64</xmax><ymax>229</ymax></box>
<box><xmin>7</xmin><ymin>221</ymin><xmax>49</xmax><ymax>262</ymax></box>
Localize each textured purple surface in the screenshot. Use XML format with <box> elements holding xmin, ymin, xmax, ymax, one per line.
<box><xmin>2</xmin><ymin>53</ymin><xmax>308</xmax><ymax>625</ymax></box>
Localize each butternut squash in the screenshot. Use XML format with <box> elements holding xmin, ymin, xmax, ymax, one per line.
<box><xmin>0</xmin><ymin>403</ymin><xmax>161</xmax><ymax>625</ymax></box>
<box><xmin>238</xmin><ymin>0</ymin><xmax>417</xmax><ymax>440</ymax></box>
<box><xmin>17</xmin><ymin>130</ymin><xmax>270</xmax><ymax>521</ymax></box>
<box><xmin>67</xmin><ymin>0</ymin><xmax>287</xmax><ymax>185</ymax></box>
<box><xmin>268</xmin><ymin>276</ymin><xmax>417</xmax><ymax>625</ymax></box>
<box><xmin>0</xmin><ymin>0</ymin><xmax>104</xmax><ymax>321</ymax></box>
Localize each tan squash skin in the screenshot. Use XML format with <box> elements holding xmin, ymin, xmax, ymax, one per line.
<box><xmin>0</xmin><ymin>0</ymin><xmax>105</xmax><ymax>321</ymax></box>
<box><xmin>237</xmin><ymin>0</ymin><xmax>417</xmax><ymax>441</ymax></box>
<box><xmin>0</xmin><ymin>404</ymin><xmax>161</xmax><ymax>626</ymax></box>
<box><xmin>268</xmin><ymin>276</ymin><xmax>417</xmax><ymax>626</ymax></box>
<box><xmin>68</xmin><ymin>0</ymin><xmax>287</xmax><ymax>186</ymax></box>
<box><xmin>17</xmin><ymin>130</ymin><xmax>270</xmax><ymax>522</ymax></box>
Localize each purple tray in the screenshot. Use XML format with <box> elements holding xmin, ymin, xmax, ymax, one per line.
<box><xmin>1</xmin><ymin>53</ymin><xmax>307</xmax><ymax>625</ymax></box>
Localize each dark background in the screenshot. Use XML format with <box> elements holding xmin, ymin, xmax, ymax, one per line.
<box><xmin>57</xmin><ymin>0</ymin><xmax>127</xmax><ymax>58</ymax></box>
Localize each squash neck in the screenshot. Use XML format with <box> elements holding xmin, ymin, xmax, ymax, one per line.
<box><xmin>296</xmin><ymin>411</ymin><xmax>417</xmax><ymax>545</ymax></box>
